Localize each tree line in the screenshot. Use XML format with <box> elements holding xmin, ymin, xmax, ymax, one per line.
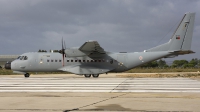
<box><xmin>141</xmin><ymin>58</ymin><xmax>200</xmax><ymax>68</ymax></box>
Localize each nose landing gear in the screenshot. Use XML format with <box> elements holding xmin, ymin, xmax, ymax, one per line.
<box><xmin>24</xmin><ymin>73</ymin><xmax>30</xmax><ymax>78</ymax></box>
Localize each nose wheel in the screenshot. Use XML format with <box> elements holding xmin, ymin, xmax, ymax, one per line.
<box><xmin>24</xmin><ymin>73</ymin><xmax>30</xmax><ymax>78</ymax></box>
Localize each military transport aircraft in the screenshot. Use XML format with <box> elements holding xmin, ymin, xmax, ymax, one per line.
<box><xmin>8</xmin><ymin>12</ymin><xmax>195</xmax><ymax>78</ymax></box>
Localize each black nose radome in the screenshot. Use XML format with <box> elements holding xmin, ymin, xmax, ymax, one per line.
<box><xmin>5</xmin><ymin>61</ymin><xmax>11</xmax><ymax>69</ymax></box>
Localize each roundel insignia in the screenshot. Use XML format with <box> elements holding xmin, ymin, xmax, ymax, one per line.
<box><xmin>139</xmin><ymin>56</ymin><xmax>143</xmax><ymax>60</ymax></box>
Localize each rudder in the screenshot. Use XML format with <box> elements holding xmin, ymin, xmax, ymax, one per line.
<box><xmin>168</xmin><ymin>12</ymin><xmax>195</xmax><ymax>51</ymax></box>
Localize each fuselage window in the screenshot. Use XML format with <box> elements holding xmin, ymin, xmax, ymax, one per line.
<box><xmin>55</xmin><ymin>60</ymin><xmax>57</xmax><ymax>62</ymax></box>
<box><xmin>83</xmin><ymin>60</ymin><xmax>85</xmax><ymax>62</ymax></box>
<box><xmin>67</xmin><ymin>60</ymin><xmax>69</xmax><ymax>62</ymax></box>
<box><xmin>95</xmin><ymin>60</ymin><xmax>97</xmax><ymax>62</ymax></box>
<box><xmin>51</xmin><ymin>60</ymin><xmax>53</xmax><ymax>62</ymax></box>
<box><xmin>99</xmin><ymin>60</ymin><xmax>101</xmax><ymax>62</ymax></box>
<box><xmin>75</xmin><ymin>60</ymin><xmax>77</xmax><ymax>62</ymax></box>
<box><xmin>71</xmin><ymin>60</ymin><xmax>73</xmax><ymax>62</ymax></box>
<box><xmin>91</xmin><ymin>60</ymin><xmax>93</xmax><ymax>62</ymax></box>
<box><xmin>79</xmin><ymin>60</ymin><xmax>81</xmax><ymax>62</ymax></box>
<box><xmin>87</xmin><ymin>60</ymin><xmax>90</xmax><ymax>62</ymax></box>
<box><xmin>59</xmin><ymin>60</ymin><xmax>61</xmax><ymax>62</ymax></box>
<box><xmin>47</xmin><ymin>60</ymin><xmax>49</xmax><ymax>62</ymax></box>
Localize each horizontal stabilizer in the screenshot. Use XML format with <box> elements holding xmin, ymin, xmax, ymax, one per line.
<box><xmin>169</xmin><ymin>50</ymin><xmax>195</xmax><ymax>55</ymax></box>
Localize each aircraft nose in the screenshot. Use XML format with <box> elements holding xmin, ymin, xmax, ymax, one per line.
<box><xmin>11</xmin><ymin>61</ymin><xmax>16</xmax><ymax>70</ymax></box>
<box><xmin>5</xmin><ymin>61</ymin><xmax>11</xmax><ymax>69</ymax></box>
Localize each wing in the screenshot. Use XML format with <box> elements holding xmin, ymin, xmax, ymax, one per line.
<box><xmin>58</xmin><ymin>64</ymin><xmax>114</xmax><ymax>75</ymax></box>
<box><xmin>79</xmin><ymin>41</ymin><xmax>106</xmax><ymax>54</ymax></box>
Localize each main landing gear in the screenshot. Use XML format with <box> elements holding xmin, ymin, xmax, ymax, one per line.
<box><xmin>84</xmin><ymin>74</ymin><xmax>91</xmax><ymax>78</ymax></box>
<box><xmin>84</xmin><ymin>74</ymin><xmax>99</xmax><ymax>78</ymax></box>
<box><xmin>24</xmin><ymin>73</ymin><xmax>30</xmax><ymax>78</ymax></box>
<box><xmin>92</xmin><ymin>74</ymin><xmax>99</xmax><ymax>78</ymax></box>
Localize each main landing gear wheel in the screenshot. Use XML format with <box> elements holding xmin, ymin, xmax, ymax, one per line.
<box><xmin>24</xmin><ymin>73</ymin><xmax>30</xmax><ymax>78</ymax></box>
<box><xmin>92</xmin><ymin>74</ymin><xmax>99</xmax><ymax>78</ymax></box>
<box><xmin>84</xmin><ymin>74</ymin><xmax>91</xmax><ymax>78</ymax></box>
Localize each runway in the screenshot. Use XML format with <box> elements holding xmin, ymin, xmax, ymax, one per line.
<box><xmin>1</xmin><ymin>77</ymin><xmax>200</xmax><ymax>92</ymax></box>
<box><xmin>1</xmin><ymin>76</ymin><xmax>200</xmax><ymax>111</ymax></box>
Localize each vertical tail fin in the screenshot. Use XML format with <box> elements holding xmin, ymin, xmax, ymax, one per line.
<box><xmin>146</xmin><ymin>12</ymin><xmax>195</xmax><ymax>52</ymax></box>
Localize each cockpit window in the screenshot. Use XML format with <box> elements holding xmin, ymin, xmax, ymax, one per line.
<box><xmin>17</xmin><ymin>56</ymin><xmax>28</xmax><ymax>60</ymax></box>
<box><xmin>24</xmin><ymin>56</ymin><xmax>28</xmax><ymax>60</ymax></box>
<box><xmin>20</xmin><ymin>56</ymin><xmax>24</xmax><ymax>60</ymax></box>
<box><xmin>17</xmin><ymin>56</ymin><xmax>21</xmax><ymax>59</ymax></box>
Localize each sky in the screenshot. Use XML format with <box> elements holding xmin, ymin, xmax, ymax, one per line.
<box><xmin>0</xmin><ymin>0</ymin><xmax>199</xmax><ymax>61</ymax></box>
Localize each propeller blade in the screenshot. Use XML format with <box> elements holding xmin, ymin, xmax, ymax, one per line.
<box><xmin>61</xmin><ymin>37</ymin><xmax>65</xmax><ymax>66</ymax></box>
<box><xmin>64</xmin><ymin>41</ymin><xmax>66</xmax><ymax>49</ymax></box>
<box><xmin>62</xmin><ymin>38</ymin><xmax>64</xmax><ymax>50</ymax></box>
<box><xmin>64</xmin><ymin>40</ymin><xmax>66</xmax><ymax>57</ymax></box>
<box><xmin>62</xmin><ymin>53</ymin><xmax>64</xmax><ymax>66</ymax></box>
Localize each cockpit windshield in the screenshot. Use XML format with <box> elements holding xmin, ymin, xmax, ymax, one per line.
<box><xmin>17</xmin><ymin>56</ymin><xmax>28</xmax><ymax>60</ymax></box>
<box><xmin>24</xmin><ymin>56</ymin><xmax>28</xmax><ymax>60</ymax></box>
<box><xmin>17</xmin><ymin>56</ymin><xmax>21</xmax><ymax>59</ymax></box>
<box><xmin>20</xmin><ymin>56</ymin><xmax>24</xmax><ymax>60</ymax></box>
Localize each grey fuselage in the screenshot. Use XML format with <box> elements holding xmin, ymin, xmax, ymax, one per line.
<box><xmin>11</xmin><ymin>51</ymin><xmax>171</xmax><ymax>75</ymax></box>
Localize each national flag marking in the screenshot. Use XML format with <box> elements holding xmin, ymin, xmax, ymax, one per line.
<box><xmin>176</xmin><ymin>35</ymin><xmax>180</xmax><ymax>40</ymax></box>
<box><xmin>139</xmin><ymin>56</ymin><xmax>143</xmax><ymax>60</ymax></box>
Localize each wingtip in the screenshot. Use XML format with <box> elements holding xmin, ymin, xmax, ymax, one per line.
<box><xmin>87</xmin><ymin>40</ymin><xmax>97</xmax><ymax>42</ymax></box>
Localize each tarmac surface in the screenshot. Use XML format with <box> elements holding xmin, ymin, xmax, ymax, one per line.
<box><xmin>0</xmin><ymin>74</ymin><xmax>200</xmax><ymax>112</ymax></box>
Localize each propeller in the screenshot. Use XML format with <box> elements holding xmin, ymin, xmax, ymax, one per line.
<box><xmin>59</xmin><ymin>38</ymin><xmax>66</xmax><ymax>66</ymax></box>
<box><xmin>64</xmin><ymin>40</ymin><xmax>66</xmax><ymax>51</ymax></box>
